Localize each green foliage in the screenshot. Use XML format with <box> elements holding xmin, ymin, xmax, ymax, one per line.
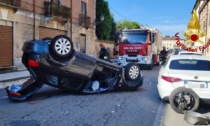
<box><xmin>96</xmin><ymin>0</ymin><xmax>115</xmax><ymax>40</ymax></box>
<box><xmin>109</xmin><ymin>16</ymin><xmax>116</xmax><ymax>41</ymax></box>
<box><xmin>116</xmin><ymin>20</ymin><xmax>140</xmax><ymax>32</ymax></box>
<box><xmin>96</xmin><ymin>0</ymin><xmax>141</xmax><ymax>40</ymax></box>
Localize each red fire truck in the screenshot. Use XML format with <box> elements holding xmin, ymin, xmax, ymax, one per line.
<box><xmin>114</xmin><ymin>28</ymin><xmax>162</xmax><ymax>70</ymax></box>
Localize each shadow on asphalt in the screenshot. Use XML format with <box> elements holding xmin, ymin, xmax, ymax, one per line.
<box><xmin>24</xmin><ymin>84</ymin><xmax>147</xmax><ymax>102</ymax></box>
<box><xmin>26</xmin><ymin>85</ymin><xmax>76</xmax><ymax>102</ymax></box>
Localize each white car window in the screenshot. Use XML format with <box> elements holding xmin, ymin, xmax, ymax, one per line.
<box><xmin>169</xmin><ymin>59</ymin><xmax>210</xmax><ymax>71</ymax></box>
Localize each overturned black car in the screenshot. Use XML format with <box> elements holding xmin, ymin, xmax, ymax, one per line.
<box><xmin>6</xmin><ymin>35</ymin><xmax>143</xmax><ymax>101</ymax></box>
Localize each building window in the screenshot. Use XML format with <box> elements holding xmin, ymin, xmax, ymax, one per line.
<box><xmin>81</xmin><ymin>1</ymin><xmax>87</xmax><ymax>15</ymax></box>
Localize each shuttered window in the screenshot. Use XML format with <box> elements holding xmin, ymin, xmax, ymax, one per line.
<box><xmin>0</xmin><ymin>25</ymin><xmax>13</xmax><ymax>67</ymax></box>
<box><xmin>39</xmin><ymin>27</ymin><xmax>66</xmax><ymax>39</ymax></box>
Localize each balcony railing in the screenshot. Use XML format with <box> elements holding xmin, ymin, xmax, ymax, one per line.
<box><xmin>79</xmin><ymin>14</ymin><xmax>91</xmax><ymax>29</ymax></box>
<box><xmin>0</xmin><ymin>0</ymin><xmax>21</xmax><ymax>8</ymax></box>
<box><xmin>44</xmin><ymin>1</ymin><xmax>71</xmax><ymax>20</ymax></box>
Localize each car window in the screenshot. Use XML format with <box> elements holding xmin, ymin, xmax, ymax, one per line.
<box><xmin>169</xmin><ymin>59</ymin><xmax>210</xmax><ymax>71</ymax></box>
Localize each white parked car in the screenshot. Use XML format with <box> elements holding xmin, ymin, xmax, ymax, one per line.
<box><xmin>157</xmin><ymin>55</ymin><xmax>210</xmax><ymax>114</ymax></box>
<box><xmin>178</xmin><ymin>50</ymin><xmax>202</xmax><ymax>55</ymax></box>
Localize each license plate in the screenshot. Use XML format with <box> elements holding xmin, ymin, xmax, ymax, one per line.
<box><xmin>184</xmin><ymin>81</ymin><xmax>208</xmax><ymax>88</ymax></box>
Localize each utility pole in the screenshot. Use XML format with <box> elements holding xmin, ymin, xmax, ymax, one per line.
<box><xmin>33</xmin><ymin>0</ymin><xmax>36</xmax><ymax>40</ymax></box>
<box><xmin>70</xmin><ymin>0</ymin><xmax>72</xmax><ymax>39</ymax></box>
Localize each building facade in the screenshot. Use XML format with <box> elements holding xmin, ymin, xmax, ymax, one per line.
<box><xmin>0</xmin><ymin>0</ymin><xmax>96</xmax><ymax>70</ymax></box>
<box><xmin>162</xmin><ymin>37</ymin><xmax>185</xmax><ymax>50</ymax></box>
<box><xmin>193</xmin><ymin>0</ymin><xmax>210</xmax><ymax>57</ymax></box>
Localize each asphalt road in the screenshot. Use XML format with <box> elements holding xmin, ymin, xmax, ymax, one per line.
<box><xmin>0</xmin><ymin>66</ymin><xmax>164</xmax><ymax>126</ymax></box>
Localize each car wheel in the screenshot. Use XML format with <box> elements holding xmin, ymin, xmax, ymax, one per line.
<box><xmin>125</xmin><ymin>63</ymin><xmax>140</xmax><ymax>81</ymax></box>
<box><xmin>148</xmin><ymin>59</ymin><xmax>153</xmax><ymax>70</ymax></box>
<box><xmin>156</xmin><ymin>62</ymin><xmax>160</xmax><ymax>66</ymax></box>
<box><xmin>117</xmin><ymin>63</ymin><xmax>143</xmax><ymax>91</ymax></box>
<box><xmin>148</xmin><ymin>63</ymin><xmax>152</xmax><ymax>70</ymax></box>
<box><xmin>169</xmin><ymin>87</ymin><xmax>199</xmax><ymax>114</ymax></box>
<box><xmin>50</xmin><ymin>35</ymin><xmax>74</xmax><ymax>58</ymax></box>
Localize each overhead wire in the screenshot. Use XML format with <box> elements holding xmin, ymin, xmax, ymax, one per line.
<box><xmin>105</xmin><ymin>0</ymin><xmax>130</xmax><ymax>21</ymax></box>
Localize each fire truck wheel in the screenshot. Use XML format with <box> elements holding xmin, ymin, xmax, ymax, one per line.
<box><xmin>148</xmin><ymin>60</ymin><xmax>153</xmax><ymax>70</ymax></box>
<box><xmin>50</xmin><ymin>35</ymin><xmax>74</xmax><ymax>58</ymax></box>
<box><xmin>148</xmin><ymin>64</ymin><xmax>152</xmax><ymax>70</ymax></box>
<box><xmin>125</xmin><ymin>63</ymin><xmax>140</xmax><ymax>81</ymax></box>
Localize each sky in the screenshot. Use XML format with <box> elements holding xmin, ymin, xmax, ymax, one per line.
<box><xmin>106</xmin><ymin>0</ymin><xmax>196</xmax><ymax>39</ymax></box>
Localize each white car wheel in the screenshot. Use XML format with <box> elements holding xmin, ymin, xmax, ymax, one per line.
<box><xmin>50</xmin><ymin>35</ymin><xmax>74</xmax><ymax>59</ymax></box>
<box><xmin>54</xmin><ymin>38</ymin><xmax>71</xmax><ymax>55</ymax></box>
<box><xmin>128</xmin><ymin>65</ymin><xmax>139</xmax><ymax>80</ymax></box>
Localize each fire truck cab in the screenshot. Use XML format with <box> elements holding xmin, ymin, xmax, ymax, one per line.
<box><xmin>114</xmin><ymin>28</ymin><xmax>161</xmax><ymax>70</ymax></box>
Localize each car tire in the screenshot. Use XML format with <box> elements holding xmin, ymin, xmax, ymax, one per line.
<box><xmin>117</xmin><ymin>63</ymin><xmax>143</xmax><ymax>91</ymax></box>
<box><xmin>119</xmin><ymin>75</ymin><xmax>143</xmax><ymax>91</ymax></box>
<box><xmin>148</xmin><ymin>59</ymin><xmax>153</xmax><ymax>70</ymax></box>
<box><xmin>50</xmin><ymin>35</ymin><xmax>74</xmax><ymax>58</ymax></box>
<box><xmin>148</xmin><ymin>63</ymin><xmax>152</xmax><ymax>70</ymax></box>
<box><xmin>169</xmin><ymin>87</ymin><xmax>199</xmax><ymax>114</ymax></box>
<box><xmin>124</xmin><ymin>63</ymin><xmax>140</xmax><ymax>81</ymax></box>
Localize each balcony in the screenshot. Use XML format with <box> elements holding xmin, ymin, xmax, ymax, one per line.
<box><xmin>79</xmin><ymin>14</ymin><xmax>91</xmax><ymax>29</ymax></box>
<box><xmin>44</xmin><ymin>1</ymin><xmax>71</xmax><ymax>20</ymax></box>
<box><xmin>0</xmin><ymin>0</ymin><xmax>21</xmax><ymax>8</ymax></box>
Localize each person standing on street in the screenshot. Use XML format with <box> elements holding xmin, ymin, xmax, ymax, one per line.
<box><xmin>160</xmin><ymin>46</ymin><xmax>168</xmax><ymax>62</ymax></box>
<box><xmin>99</xmin><ymin>42</ymin><xmax>109</xmax><ymax>60</ymax></box>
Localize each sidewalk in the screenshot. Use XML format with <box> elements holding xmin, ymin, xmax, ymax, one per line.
<box><xmin>0</xmin><ymin>70</ymin><xmax>30</xmax><ymax>83</ymax></box>
<box><xmin>163</xmin><ymin>104</ymin><xmax>210</xmax><ymax>126</ymax></box>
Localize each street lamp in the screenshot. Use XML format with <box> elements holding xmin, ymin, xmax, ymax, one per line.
<box><xmin>93</xmin><ymin>14</ymin><xmax>104</xmax><ymax>25</ymax></box>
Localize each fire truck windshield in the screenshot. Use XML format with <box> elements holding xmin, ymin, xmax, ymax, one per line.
<box><xmin>120</xmin><ymin>32</ymin><xmax>147</xmax><ymax>44</ymax></box>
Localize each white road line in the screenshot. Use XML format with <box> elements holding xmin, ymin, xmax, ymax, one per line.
<box><xmin>153</xmin><ymin>101</ymin><xmax>166</xmax><ymax>126</ymax></box>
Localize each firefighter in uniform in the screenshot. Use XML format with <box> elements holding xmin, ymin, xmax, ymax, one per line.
<box><xmin>99</xmin><ymin>42</ymin><xmax>109</xmax><ymax>60</ymax></box>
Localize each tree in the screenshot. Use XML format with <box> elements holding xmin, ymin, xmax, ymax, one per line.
<box><xmin>116</xmin><ymin>20</ymin><xmax>140</xmax><ymax>32</ymax></box>
<box><xmin>96</xmin><ymin>0</ymin><xmax>113</xmax><ymax>40</ymax></box>
<box><xmin>109</xmin><ymin>16</ymin><xmax>116</xmax><ymax>41</ymax></box>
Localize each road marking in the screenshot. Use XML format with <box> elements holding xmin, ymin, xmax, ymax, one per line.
<box><xmin>153</xmin><ymin>100</ymin><xmax>166</xmax><ymax>126</ymax></box>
